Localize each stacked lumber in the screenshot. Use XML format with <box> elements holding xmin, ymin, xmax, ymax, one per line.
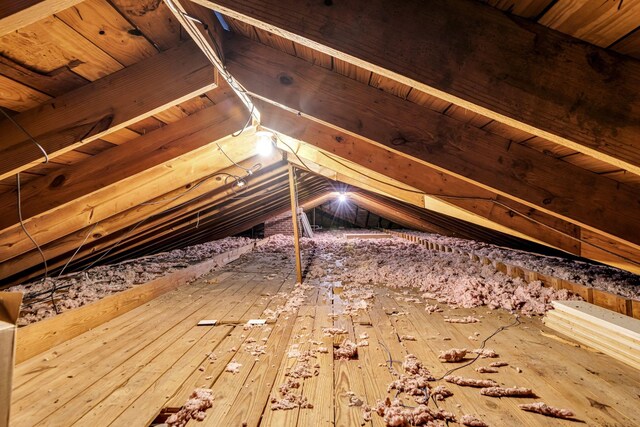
<box><xmin>543</xmin><ymin>301</ymin><xmax>640</xmax><ymax>370</ymax></box>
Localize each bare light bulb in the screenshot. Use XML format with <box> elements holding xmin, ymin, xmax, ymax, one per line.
<box><xmin>338</xmin><ymin>193</ymin><xmax>347</xmax><ymax>202</ymax></box>
<box><xmin>256</xmin><ymin>131</ymin><xmax>274</xmax><ymax>156</ymax></box>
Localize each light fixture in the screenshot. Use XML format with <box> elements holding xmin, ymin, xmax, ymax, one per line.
<box><xmin>338</xmin><ymin>192</ymin><xmax>347</xmax><ymax>203</ymax></box>
<box><xmin>256</xmin><ymin>130</ymin><xmax>274</xmax><ymax>156</ymax></box>
<box><xmin>235</xmin><ymin>178</ymin><xmax>246</xmax><ymax>188</ymax></box>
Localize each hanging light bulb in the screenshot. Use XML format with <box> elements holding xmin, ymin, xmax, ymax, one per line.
<box><xmin>256</xmin><ymin>130</ymin><xmax>274</xmax><ymax>156</ymax></box>
<box><xmin>338</xmin><ymin>192</ymin><xmax>347</xmax><ymax>202</ymax></box>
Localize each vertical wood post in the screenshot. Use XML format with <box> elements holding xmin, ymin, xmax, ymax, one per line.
<box><xmin>288</xmin><ymin>163</ymin><xmax>303</xmax><ymax>284</ymax></box>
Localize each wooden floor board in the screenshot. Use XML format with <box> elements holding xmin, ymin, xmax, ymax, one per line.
<box><xmin>11</xmin><ymin>250</ymin><xmax>640</xmax><ymax>427</ymax></box>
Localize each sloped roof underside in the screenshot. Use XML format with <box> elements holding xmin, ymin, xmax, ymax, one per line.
<box><xmin>0</xmin><ymin>0</ymin><xmax>639</xmax><ymax>287</ymax></box>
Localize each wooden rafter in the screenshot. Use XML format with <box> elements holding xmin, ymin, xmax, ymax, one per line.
<box><xmin>0</xmin><ymin>0</ymin><xmax>83</xmax><ymax>36</ymax></box>
<box><xmin>194</xmin><ymin>0</ymin><xmax>640</xmax><ymax>175</ymax></box>
<box><xmin>0</xmin><ymin>40</ymin><xmax>217</xmax><ymax>181</ymax></box>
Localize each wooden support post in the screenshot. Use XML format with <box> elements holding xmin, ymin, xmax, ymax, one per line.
<box><xmin>288</xmin><ymin>163</ymin><xmax>303</xmax><ymax>284</ymax></box>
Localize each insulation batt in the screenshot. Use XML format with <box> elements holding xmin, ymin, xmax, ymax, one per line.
<box><xmin>480</xmin><ymin>386</ymin><xmax>536</xmax><ymax>397</ymax></box>
<box><xmin>438</xmin><ymin>348</ymin><xmax>468</xmax><ymax>362</ymax></box>
<box><xmin>475</xmin><ymin>366</ymin><xmax>499</xmax><ymax>374</ymax></box>
<box><xmin>166</xmin><ymin>388</ymin><xmax>214</xmax><ymax>426</ymax></box>
<box><xmin>431</xmin><ymin>385</ymin><xmax>453</xmax><ymax>401</ymax></box>
<box><xmin>460</xmin><ymin>414</ymin><xmax>489</xmax><ymax>427</ymax></box>
<box><xmin>334</xmin><ymin>340</ymin><xmax>358</xmax><ymax>360</ymax></box>
<box><xmin>298</xmin><ymin>234</ymin><xmax>582</xmax><ymax>316</ymax></box>
<box><xmin>401</xmin><ymin>230</ymin><xmax>640</xmax><ymax>300</ymax></box>
<box><xmin>444</xmin><ymin>316</ymin><xmax>480</xmax><ymax>324</ymax></box>
<box><xmin>519</xmin><ymin>402</ymin><xmax>575</xmax><ymax>419</ymax></box>
<box><xmin>471</xmin><ymin>348</ymin><xmax>498</xmax><ymax>358</ymax></box>
<box><xmin>444</xmin><ymin>376</ymin><xmax>498</xmax><ymax>388</ymax></box>
<box><xmin>375</xmin><ymin>397</ymin><xmax>456</xmax><ymax>427</ymax></box>
<box><xmin>12</xmin><ymin>237</ymin><xmax>254</xmax><ymax>325</ymax></box>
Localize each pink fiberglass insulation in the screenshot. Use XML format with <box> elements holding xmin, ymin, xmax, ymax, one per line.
<box><xmin>460</xmin><ymin>414</ymin><xmax>489</xmax><ymax>427</ymax></box>
<box><xmin>475</xmin><ymin>366</ymin><xmax>499</xmax><ymax>374</ymax></box>
<box><xmin>11</xmin><ymin>237</ymin><xmax>254</xmax><ymax>325</ymax></box>
<box><xmin>166</xmin><ymin>388</ymin><xmax>214</xmax><ymax>426</ymax></box>
<box><xmin>334</xmin><ymin>340</ymin><xmax>358</xmax><ymax>360</ymax></box>
<box><xmin>375</xmin><ymin>397</ymin><xmax>457</xmax><ymax>427</ymax></box>
<box><xmin>438</xmin><ymin>348</ymin><xmax>468</xmax><ymax>362</ymax></box>
<box><xmin>480</xmin><ymin>386</ymin><xmax>536</xmax><ymax>397</ymax></box>
<box><xmin>471</xmin><ymin>348</ymin><xmax>499</xmax><ymax>358</ymax></box>
<box><xmin>444</xmin><ymin>376</ymin><xmax>499</xmax><ymax>388</ymax></box>
<box><xmin>400</xmin><ymin>230</ymin><xmax>640</xmax><ymax>300</ymax></box>
<box><xmin>444</xmin><ymin>316</ymin><xmax>480</xmax><ymax>323</ymax></box>
<box><xmin>519</xmin><ymin>402</ymin><xmax>575</xmax><ymax>419</ymax></box>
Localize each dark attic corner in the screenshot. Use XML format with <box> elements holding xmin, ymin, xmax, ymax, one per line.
<box><xmin>0</xmin><ymin>0</ymin><xmax>639</xmax><ymax>426</ymax></box>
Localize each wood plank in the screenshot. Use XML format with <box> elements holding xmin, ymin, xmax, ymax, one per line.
<box><xmin>539</xmin><ymin>0</ymin><xmax>640</xmax><ymax>47</ymax></box>
<box><xmin>195</xmin><ymin>0</ymin><xmax>640</xmax><ymax>175</ymax></box>
<box><xmin>0</xmin><ymin>99</ymin><xmax>245</xmax><ymax>231</ymax></box>
<box><xmin>12</xmin><ymin>273</ymin><xmax>260</xmax><ymax>425</ymax></box>
<box><xmin>0</xmin><ymin>74</ymin><xmax>50</xmax><ymax>111</ymax></box>
<box><xmin>551</xmin><ymin>300</ymin><xmax>640</xmax><ymax>340</ymax></box>
<box><xmin>110</xmin><ymin>0</ymin><xmax>183</xmax><ymax>51</ymax></box>
<box><xmin>225</xmin><ymin>35</ymin><xmax>640</xmax><ymax>250</ymax></box>
<box><xmin>0</xmin><ymin>40</ymin><xmax>216</xmax><ymax>181</ymax></box>
<box><xmin>0</xmin><ymin>0</ymin><xmax>83</xmax><ymax>36</ymax></box>
<box><xmin>289</xmin><ymin>164</ymin><xmax>303</xmax><ymax>283</ymax></box>
<box><xmin>55</xmin><ymin>0</ymin><xmax>158</xmax><ymax>66</ymax></box>
<box><xmin>0</xmin><ymin>15</ymin><xmax>122</xmax><ymax>80</ymax></box>
<box><xmin>0</xmin><ymin>53</ymin><xmax>88</xmax><ymax>97</ymax></box>
<box><xmin>14</xmin><ymin>241</ymin><xmax>256</xmax><ymax>363</ymax></box>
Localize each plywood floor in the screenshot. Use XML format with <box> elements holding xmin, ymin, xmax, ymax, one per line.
<box><xmin>11</xmin><ymin>252</ymin><xmax>640</xmax><ymax>427</ymax></box>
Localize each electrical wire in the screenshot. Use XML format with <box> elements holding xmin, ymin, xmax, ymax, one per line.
<box><xmin>57</xmin><ymin>222</ymin><xmax>99</xmax><ymax>278</ymax></box>
<box><xmin>433</xmin><ymin>315</ymin><xmax>521</xmax><ymax>381</ymax></box>
<box><xmin>1</xmin><ymin>107</ymin><xmax>49</xmax><ymax>164</ymax></box>
<box><xmin>17</xmin><ymin>173</ymin><xmax>58</xmax><ymax>312</ymax></box>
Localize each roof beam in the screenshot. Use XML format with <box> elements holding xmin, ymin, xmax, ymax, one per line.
<box><xmin>0</xmin><ymin>0</ymin><xmax>83</xmax><ymax>36</ymax></box>
<box><xmin>0</xmin><ymin>157</ymin><xmax>284</xmax><ymax>283</ymax></box>
<box><xmin>0</xmin><ymin>124</ymin><xmax>255</xmax><ymax>265</ymax></box>
<box><xmin>196</xmin><ymin>0</ymin><xmax>640</xmax><ymax>174</ymax></box>
<box><xmin>262</xmin><ymin>103</ymin><xmax>640</xmax><ymax>274</ymax></box>
<box><xmin>0</xmin><ymin>97</ymin><xmax>244</xmax><ymax>231</ymax></box>
<box><xmin>224</xmin><ymin>36</ymin><xmax>640</xmax><ymax>249</ymax></box>
<box><xmin>0</xmin><ymin>40</ymin><xmax>217</xmax><ymax>181</ymax></box>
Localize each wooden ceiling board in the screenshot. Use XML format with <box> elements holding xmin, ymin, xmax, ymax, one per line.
<box><xmin>109</xmin><ymin>0</ymin><xmax>183</xmax><ymax>51</ymax></box>
<box><xmin>538</xmin><ymin>0</ymin><xmax>640</xmax><ymax>48</ymax></box>
<box><xmin>55</xmin><ymin>0</ymin><xmax>158</xmax><ymax>66</ymax></box>
<box><xmin>0</xmin><ymin>74</ymin><xmax>50</xmax><ymax>111</ymax></box>
<box><xmin>610</xmin><ymin>27</ymin><xmax>640</xmax><ymax>59</ymax></box>
<box><xmin>0</xmin><ymin>15</ymin><xmax>123</xmax><ymax>80</ymax></box>
<box><xmin>480</xmin><ymin>0</ymin><xmax>556</xmax><ymax>18</ymax></box>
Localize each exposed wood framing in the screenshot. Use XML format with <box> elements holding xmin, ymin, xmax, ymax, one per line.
<box><xmin>195</xmin><ymin>0</ymin><xmax>640</xmax><ymax>175</ymax></box>
<box><xmin>262</xmin><ymin>101</ymin><xmax>640</xmax><ymax>273</ymax></box>
<box><xmin>288</xmin><ymin>163</ymin><xmax>303</xmax><ymax>283</ymax></box>
<box><xmin>223</xmin><ymin>35</ymin><xmax>640</xmax><ymax>250</ymax></box>
<box><xmin>0</xmin><ymin>97</ymin><xmax>243</xmax><ymax>231</ymax></box>
<box><xmin>0</xmin><ymin>0</ymin><xmax>84</xmax><ymax>36</ymax></box>
<box><xmin>0</xmin><ymin>41</ymin><xmax>217</xmax><ymax>181</ymax></box>
<box><xmin>0</xmin><ymin>126</ymin><xmax>257</xmax><ymax>269</ymax></box>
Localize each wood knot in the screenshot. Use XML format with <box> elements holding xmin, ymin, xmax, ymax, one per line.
<box><xmin>50</xmin><ymin>174</ymin><xmax>66</xmax><ymax>188</ymax></box>
<box><xmin>278</xmin><ymin>73</ymin><xmax>294</xmax><ymax>85</ymax></box>
<box><xmin>335</xmin><ymin>135</ymin><xmax>344</xmax><ymax>143</ymax></box>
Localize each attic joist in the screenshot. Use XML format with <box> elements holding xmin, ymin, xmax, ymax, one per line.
<box><xmin>0</xmin><ymin>0</ymin><xmax>83</xmax><ymax>36</ymax></box>
<box><xmin>0</xmin><ymin>40</ymin><xmax>217</xmax><ymax>181</ymax></box>
<box><xmin>262</xmin><ymin>104</ymin><xmax>640</xmax><ymax>274</ymax></box>
<box><xmin>0</xmin><ymin>126</ymin><xmax>257</xmax><ymax>266</ymax></box>
<box><xmin>197</xmin><ymin>0</ymin><xmax>640</xmax><ymax>175</ymax></box>
<box><xmin>225</xmin><ymin>36</ymin><xmax>640</xmax><ymax>250</ymax></box>
<box><xmin>0</xmin><ymin>156</ymin><xmax>285</xmax><ymax>284</ymax></box>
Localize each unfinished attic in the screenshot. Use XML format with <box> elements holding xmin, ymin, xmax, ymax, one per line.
<box><xmin>1</xmin><ymin>0</ymin><xmax>640</xmax><ymax>426</ymax></box>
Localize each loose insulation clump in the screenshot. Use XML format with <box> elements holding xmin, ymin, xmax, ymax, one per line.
<box><xmin>166</xmin><ymin>388</ymin><xmax>214</xmax><ymax>426</ymax></box>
